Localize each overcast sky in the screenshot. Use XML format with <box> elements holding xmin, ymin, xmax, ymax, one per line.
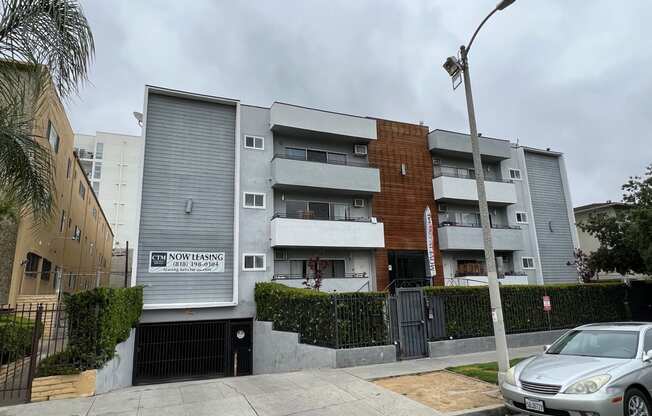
<box><xmin>69</xmin><ymin>0</ymin><xmax>651</xmax><ymax>207</ymax></box>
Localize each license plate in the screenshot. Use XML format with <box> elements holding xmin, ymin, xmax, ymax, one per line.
<box><xmin>525</xmin><ymin>397</ymin><xmax>545</xmax><ymax>413</ymax></box>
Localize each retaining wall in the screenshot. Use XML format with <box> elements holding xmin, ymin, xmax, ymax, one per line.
<box><xmin>31</xmin><ymin>370</ymin><xmax>95</xmax><ymax>402</ymax></box>
<box><xmin>253</xmin><ymin>320</ymin><xmax>396</xmax><ymax>374</ymax></box>
<box><xmin>428</xmin><ymin>329</ymin><xmax>568</xmax><ymax>358</ymax></box>
<box><xmin>96</xmin><ymin>329</ymin><xmax>135</xmax><ymax>394</ymax></box>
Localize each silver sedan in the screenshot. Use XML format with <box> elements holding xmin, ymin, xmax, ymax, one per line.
<box><xmin>501</xmin><ymin>323</ymin><xmax>652</xmax><ymax>416</ymax></box>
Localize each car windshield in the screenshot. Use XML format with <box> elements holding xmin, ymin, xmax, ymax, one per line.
<box><xmin>547</xmin><ymin>329</ymin><xmax>639</xmax><ymax>359</ymax></box>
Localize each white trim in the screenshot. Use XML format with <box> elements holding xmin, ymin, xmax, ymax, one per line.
<box><xmin>243</xmin><ymin>134</ymin><xmax>264</xmax><ymax>150</ymax></box>
<box><xmin>515</xmin><ymin>211</ymin><xmax>529</xmax><ymax>224</ymax></box>
<box><xmin>243</xmin><ymin>191</ymin><xmax>266</xmax><ymax>209</ymax></box>
<box><xmin>144</xmin><ymin>301</ymin><xmax>237</xmax><ymax>310</ymax></box>
<box><xmin>558</xmin><ymin>156</ymin><xmax>580</xmax><ymax>249</ymax></box>
<box><xmin>242</xmin><ymin>253</ymin><xmax>266</xmax><ymax>271</ymax></box>
<box><xmin>233</xmin><ymin>102</ymin><xmax>241</xmax><ymax>305</ymax></box>
<box><xmin>130</xmin><ymin>87</ymin><xmax>150</xmax><ymax>288</ymax></box>
<box><xmin>521</xmin><ymin>256</ymin><xmax>536</xmax><ymax>269</ymax></box>
<box><xmin>509</xmin><ymin>168</ymin><xmax>522</xmax><ymax>180</ymax></box>
<box><xmin>518</xmin><ymin>147</ymin><xmax>544</xmax><ymax>284</ymax></box>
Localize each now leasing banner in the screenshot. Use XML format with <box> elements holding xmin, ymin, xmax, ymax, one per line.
<box><xmin>149</xmin><ymin>251</ymin><xmax>225</xmax><ymax>273</ymax></box>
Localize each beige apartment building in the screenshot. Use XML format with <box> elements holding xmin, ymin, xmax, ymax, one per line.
<box><xmin>0</xmin><ymin>74</ymin><xmax>113</xmax><ymax>305</ymax></box>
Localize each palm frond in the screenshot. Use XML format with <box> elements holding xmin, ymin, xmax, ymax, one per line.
<box><xmin>0</xmin><ymin>0</ymin><xmax>95</xmax><ymax>98</ymax></box>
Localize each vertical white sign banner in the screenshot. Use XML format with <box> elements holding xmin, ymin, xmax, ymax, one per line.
<box><xmin>424</xmin><ymin>206</ymin><xmax>437</xmax><ymax>277</ymax></box>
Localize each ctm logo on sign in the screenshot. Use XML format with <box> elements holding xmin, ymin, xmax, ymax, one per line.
<box><xmin>150</xmin><ymin>252</ymin><xmax>168</xmax><ymax>267</ymax></box>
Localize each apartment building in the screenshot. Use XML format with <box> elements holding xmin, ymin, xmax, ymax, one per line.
<box><xmin>74</xmin><ymin>131</ymin><xmax>143</xmax><ymax>249</ymax></box>
<box><xmin>131</xmin><ymin>85</ymin><xmax>579</xmax><ymax>383</ymax></box>
<box><xmin>0</xmin><ymin>79</ymin><xmax>113</xmax><ymax>305</ymax></box>
<box><xmin>429</xmin><ymin>129</ymin><xmax>578</xmax><ymax>285</ymax></box>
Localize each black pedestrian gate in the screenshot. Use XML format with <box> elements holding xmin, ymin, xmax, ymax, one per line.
<box><xmin>394</xmin><ymin>288</ymin><xmax>428</xmax><ymax>359</ymax></box>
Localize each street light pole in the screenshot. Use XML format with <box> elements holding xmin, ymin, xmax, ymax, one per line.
<box><xmin>442</xmin><ymin>0</ymin><xmax>516</xmax><ymax>380</ymax></box>
<box><xmin>460</xmin><ymin>44</ymin><xmax>510</xmax><ymax>378</ymax></box>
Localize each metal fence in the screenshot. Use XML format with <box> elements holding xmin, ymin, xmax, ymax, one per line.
<box><xmin>0</xmin><ymin>302</ymin><xmax>69</xmax><ymax>405</ymax></box>
<box><xmin>331</xmin><ymin>295</ymin><xmax>392</xmax><ymax>349</ymax></box>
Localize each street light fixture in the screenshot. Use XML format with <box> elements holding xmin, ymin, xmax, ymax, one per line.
<box><xmin>442</xmin><ymin>0</ymin><xmax>516</xmax><ymax>381</ymax></box>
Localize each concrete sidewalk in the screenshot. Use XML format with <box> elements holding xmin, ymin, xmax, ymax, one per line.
<box><xmin>0</xmin><ymin>346</ymin><xmax>542</xmax><ymax>416</ymax></box>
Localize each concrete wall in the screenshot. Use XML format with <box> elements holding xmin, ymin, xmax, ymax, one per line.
<box><xmin>433</xmin><ymin>176</ymin><xmax>517</xmax><ymax>205</ymax></box>
<box><xmin>271</xmin><ymin>217</ymin><xmax>385</xmax><ymax>248</ymax></box>
<box><xmin>438</xmin><ymin>226</ymin><xmax>522</xmax><ymax>251</ymax></box>
<box><xmin>272</xmin><ymin>158</ymin><xmax>380</xmax><ymax>194</ymax></box>
<box><xmin>253</xmin><ymin>321</ymin><xmax>395</xmax><ymax>374</ymax></box>
<box><xmin>428</xmin><ymin>329</ymin><xmax>568</xmax><ymax>358</ymax></box>
<box><xmin>428</xmin><ymin>130</ymin><xmax>511</xmax><ymax>160</ymax></box>
<box><xmin>270</xmin><ymin>102</ymin><xmax>377</xmax><ymax>141</ymax></box>
<box><xmin>95</xmin><ymin>329</ymin><xmax>135</xmax><ymax>395</ymax></box>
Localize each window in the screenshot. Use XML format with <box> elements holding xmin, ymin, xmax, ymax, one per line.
<box><xmin>95</xmin><ymin>142</ymin><xmax>104</xmax><ymax>159</ymax></box>
<box><xmin>41</xmin><ymin>259</ymin><xmax>52</xmax><ymax>281</ymax></box>
<box><xmin>327</xmin><ymin>152</ymin><xmax>346</xmax><ymax>165</ymax></box>
<box><xmin>516</xmin><ymin>212</ymin><xmax>528</xmax><ymax>224</ymax></box>
<box><xmin>66</xmin><ymin>158</ymin><xmax>72</xmax><ymax>179</ymax></box>
<box><xmin>73</xmin><ymin>226</ymin><xmax>81</xmax><ymax>242</ymax></box>
<box><xmin>243</xmin><ymin>254</ymin><xmax>265</xmax><ymax>271</ymax></box>
<box><xmin>244</xmin><ymin>135</ymin><xmax>264</xmax><ymax>150</ymax></box>
<box><xmin>243</xmin><ymin>192</ymin><xmax>265</xmax><ymax>209</ymax></box>
<box><xmin>92</xmin><ymin>206</ymin><xmax>97</xmax><ymax>219</ymax></box>
<box><xmin>59</xmin><ymin>210</ymin><xmax>66</xmax><ymax>233</ymax></box>
<box><xmin>509</xmin><ymin>169</ymin><xmax>522</xmax><ymax>180</ymax></box>
<box><xmin>286</xmin><ymin>147</ymin><xmax>306</xmax><ymax>160</ymax></box>
<box><xmin>307</xmin><ymin>149</ymin><xmax>327</xmax><ymax>163</ymax></box>
<box><xmin>644</xmin><ymin>329</ymin><xmax>652</xmax><ymax>353</ymax></box>
<box><xmin>93</xmin><ymin>162</ymin><xmax>102</xmax><ymax>179</ymax></box>
<box><xmin>78</xmin><ymin>182</ymin><xmax>86</xmax><ymax>199</ymax></box>
<box><xmin>25</xmin><ymin>252</ymin><xmax>41</xmax><ymax>276</ymax></box>
<box><xmin>92</xmin><ymin>181</ymin><xmax>100</xmax><ymax>195</ymax></box>
<box><xmin>47</xmin><ymin>121</ymin><xmax>60</xmax><ymax>153</ymax></box>
<box><xmin>81</xmin><ymin>160</ymin><xmax>92</xmax><ymax>177</ymax></box>
<box><xmin>522</xmin><ymin>257</ymin><xmax>535</xmax><ymax>269</ymax></box>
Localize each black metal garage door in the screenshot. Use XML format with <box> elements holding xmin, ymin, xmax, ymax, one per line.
<box><xmin>133</xmin><ymin>319</ymin><xmax>252</xmax><ymax>385</ymax></box>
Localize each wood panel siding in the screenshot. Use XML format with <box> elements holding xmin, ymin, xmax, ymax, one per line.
<box><xmin>369</xmin><ymin>120</ymin><xmax>443</xmax><ymax>290</ymax></box>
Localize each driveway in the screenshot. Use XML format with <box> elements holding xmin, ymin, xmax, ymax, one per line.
<box><xmin>0</xmin><ymin>369</ymin><xmax>441</xmax><ymax>416</ymax></box>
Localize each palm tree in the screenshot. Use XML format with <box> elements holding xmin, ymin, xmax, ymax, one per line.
<box><xmin>0</xmin><ymin>0</ymin><xmax>94</xmax><ymax>224</ymax></box>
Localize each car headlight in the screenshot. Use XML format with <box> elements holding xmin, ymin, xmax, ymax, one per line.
<box><xmin>564</xmin><ymin>375</ymin><xmax>611</xmax><ymax>394</ymax></box>
<box><xmin>504</xmin><ymin>366</ymin><xmax>517</xmax><ymax>386</ymax></box>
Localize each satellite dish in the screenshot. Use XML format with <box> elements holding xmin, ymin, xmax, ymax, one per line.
<box><xmin>133</xmin><ymin>111</ymin><xmax>143</xmax><ymax>126</ymax></box>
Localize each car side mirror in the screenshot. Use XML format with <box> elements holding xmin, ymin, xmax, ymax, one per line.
<box><xmin>543</xmin><ymin>345</ymin><xmax>551</xmax><ymax>352</ymax></box>
<box><xmin>643</xmin><ymin>350</ymin><xmax>652</xmax><ymax>363</ymax></box>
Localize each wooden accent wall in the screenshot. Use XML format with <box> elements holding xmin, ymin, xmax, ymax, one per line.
<box><xmin>369</xmin><ymin>119</ymin><xmax>444</xmax><ymax>290</ymax></box>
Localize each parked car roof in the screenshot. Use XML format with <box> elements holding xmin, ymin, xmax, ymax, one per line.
<box><xmin>577</xmin><ymin>322</ymin><xmax>652</xmax><ymax>330</ymax></box>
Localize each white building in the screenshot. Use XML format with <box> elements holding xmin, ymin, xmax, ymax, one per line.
<box><xmin>74</xmin><ymin>132</ymin><xmax>143</xmax><ymax>249</ymax></box>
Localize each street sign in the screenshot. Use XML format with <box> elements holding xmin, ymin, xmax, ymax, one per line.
<box><xmin>543</xmin><ymin>295</ymin><xmax>552</xmax><ymax>312</ymax></box>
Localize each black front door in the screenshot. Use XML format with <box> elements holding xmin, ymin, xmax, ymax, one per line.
<box><xmin>229</xmin><ymin>320</ymin><xmax>252</xmax><ymax>376</ymax></box>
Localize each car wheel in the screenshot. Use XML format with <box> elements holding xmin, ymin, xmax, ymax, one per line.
<box><xmin>625</xmin><ymin>388</ymin><xmax>651</xmax><ymax>416</ymax></box>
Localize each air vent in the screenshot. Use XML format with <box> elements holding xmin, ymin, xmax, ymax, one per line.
<box><xmin>353</xmin><ymin>198</ymin><xmax>365</xmax><ymax>208</ymax></box>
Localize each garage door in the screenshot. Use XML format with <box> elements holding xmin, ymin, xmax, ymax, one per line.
<box><xmin>133</xmin><ymin>319</ymin><xmax>252</xmax><ymax>385</ymax></box>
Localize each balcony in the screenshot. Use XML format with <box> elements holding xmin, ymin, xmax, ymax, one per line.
<box><xmin>428</xmin><ymin>129</ymin><xmax>511</xmax><ymax>161</ymax></box>
<box><xmin>271</xmin><ymin>154</ymin><xmax>381</xmax><ymax>194</ymax></box>
<box><xmin>433</xmin><ymin>166</ymin><xmax>516</xmax><ymax>205</ymax></box>
<box><xmin>270</xmin><ymin>214</ymin><xmax>385</xmax><ymax>248</ymax></box>
<box><xmin>437</xmin><ymin>223</ymin><xmax>522</xmax><ymax>251</ymax></box>
<box><xmin>272</xmin><ymin>274</ymin><xmax>370</xmax><ymax>292</ymax></box>
<box><xmin>270</xmin><ymin>102</ymin><xmax>377</xmax><ymax>141</ymax></box>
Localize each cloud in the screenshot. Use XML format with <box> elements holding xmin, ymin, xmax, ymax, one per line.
<box><xmin>70</xmin><ymin>0</ymin><xmax>651</xmax><ymax>206</ymax></box>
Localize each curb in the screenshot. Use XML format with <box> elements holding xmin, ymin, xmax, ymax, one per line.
<box><xmin>445</xmin><ymin>404</ymin><xmax>512</xmax><ymax>416</ymax></box>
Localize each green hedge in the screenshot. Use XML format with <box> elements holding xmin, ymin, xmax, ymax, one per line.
<box><xmin>255</xmin><ymin>282</ymin><xmax>388</xmax><ymax>348</ymax></box>
<box><xmin>37</xmin><ymin>286</ymin><xmax>143</xmax><ymax>377</ymax></box>
<box><xmin>424</xmin><ymin>283</ymin><xmax>630</xmax><ymax>339</ymax></box>
<box><xmin>0</xmin><ymin>315</ymin><xmax>42</xmax><ymax>365</ymax></box>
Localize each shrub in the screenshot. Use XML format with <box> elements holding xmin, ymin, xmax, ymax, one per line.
<box><xmin>36</xmin><ymin>286</ymin><xmax>143</xmax><ymax>376</ymax></box>
<box><xmin>424</xmin><ymin>283</ymin><xmax>630</xmax><ymax>340</ymax></box>
<box><xmin>0</xmin><ymin>315</ymin><xmax>42</xmax><ymax>365</ymax></box>
<box><xmin>255</xmin><ymin>282</ymin><xmax>388</xmax><ymax>348</ymax></box>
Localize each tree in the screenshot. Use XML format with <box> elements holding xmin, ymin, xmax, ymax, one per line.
<box><xmin>580</xmin><ymin>164</ymin><xmax>652</xmax><ymax>276</ymax></box>
<box><xmin>0</xmin><ymin>0</ymin><xmax>94</xmax><ymax>223</ymax></box>
<box><xmin>568</xmin><ymin>248</ymin><xmax>595</xmax><ymax>283</ymax></box>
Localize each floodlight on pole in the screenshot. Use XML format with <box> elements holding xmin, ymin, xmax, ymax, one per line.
<box><xmin>441</xmin><ymin>0</ymin><xmax>516</xmax><ymax>383</ymax></box>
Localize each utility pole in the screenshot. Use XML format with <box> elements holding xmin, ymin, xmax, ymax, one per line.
<box><xmin>124</xmin><ymin>241</ymin><xmax>129</xmax><ymax>288</ymax></box>
<box><xmin>442</xmin><ymin>0</ymin><xmax>516</xmax><ymax>381</ymax></box>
